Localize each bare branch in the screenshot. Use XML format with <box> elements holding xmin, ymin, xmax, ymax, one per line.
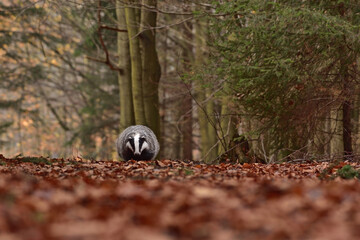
<box><xmin>100</xmin><ymin>25</ymin><xmax>127</xmax><ymax>32</ymax></box>
<box><xmin>96</xmin><ymin>0</ymin><xmax>124</xmax><ymax>74</ymax></box>
<box><xmin>131</xmin><ymin>15</ymin><xmax>195</xmax><ymax>39</ymax></box>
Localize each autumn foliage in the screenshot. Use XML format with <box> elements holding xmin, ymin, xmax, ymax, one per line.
<box><xmin>0</xmin><ymin>155</ymin><xmax>360</xmax><ymax>240</ymax></box>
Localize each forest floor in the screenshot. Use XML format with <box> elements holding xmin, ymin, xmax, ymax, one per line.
<box><xmin>0</xmin><ymin>155</ymin><xmax>360</xmax><ymax>240</ymax></box>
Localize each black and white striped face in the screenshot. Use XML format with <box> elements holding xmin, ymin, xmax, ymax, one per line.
<box><xmin>125</xmin><ymin>133</ymin><xmax>150</xmax><ymax>156</ymax></box>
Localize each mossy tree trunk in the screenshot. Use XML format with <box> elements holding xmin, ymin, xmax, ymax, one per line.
<box><xmin>116</xmin><ymin>0</ymin><xmax>134</xmax><ymax>133</ymax></box>
<box><xmin>140</xmin><ymin>0</ymin><xmax>161</xmax><ymax>139</ymax></box>
<box><xmin>195</xmin><ymin>18</ymin><xmax>208</xmax><ymax>161</ymax></box>
<box><xmin>124</xmin><ymin>0</ymin><xmax>146</xmax><ymax>125</ymax></box>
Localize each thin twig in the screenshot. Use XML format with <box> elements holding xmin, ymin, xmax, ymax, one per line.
<box><xmin>14</xmin><ymin>0</ymin><xmax>44</xmax><ymax>20</ymax></box>
<box><xmin>100</xmin><ymin>25</ymin><xmax>127</xmax><ymax>32</ymax></box>
<box><xmin>177</xmin><ymin>72</ymin><xmax>227</xmax><ymax>157</ymax></box>
<box><xmin>96</xmin><ymin>0</ymin><xmax>123</xmax><ymax>74</ymax></box>
<box><xmin>131</xmin><ymin>16</ymin><xmax>196</xmax><ymax>39</ymax></box>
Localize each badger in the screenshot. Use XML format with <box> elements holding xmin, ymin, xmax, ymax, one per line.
<box><xmin>116</xmin><ymin>125</ymin><xmax>160</xmax><ymax>161</ymax></box>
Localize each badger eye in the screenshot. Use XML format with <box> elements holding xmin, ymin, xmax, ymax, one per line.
<box><xmin>140</xmin><ymin>137</ymin><xmax>146</xmax><ymax>141</ymax></box>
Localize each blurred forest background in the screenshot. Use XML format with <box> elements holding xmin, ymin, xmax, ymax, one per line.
<box><xmin>0</xmin><ymin>0</ymin><xmax>359</xmax><ymax>162</ymax></box>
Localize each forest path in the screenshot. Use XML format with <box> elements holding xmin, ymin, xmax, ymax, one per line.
<box><xmin>0</xmin><ymin>155</ymin><xmax>359</xmax><ymax>240</ymax></box>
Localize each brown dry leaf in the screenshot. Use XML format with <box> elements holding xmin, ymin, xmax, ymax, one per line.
<box><xmin>0</xmin><ymin>156</ymin><xmax>360</xmax><ymax>239</ymax></box>
<box><xmin>156</xmin><ymin>160</ymin><xmax>167</xmax><ymax>168</ymax></box>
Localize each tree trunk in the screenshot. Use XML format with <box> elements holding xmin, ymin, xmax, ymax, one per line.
<box><xmin>180</xmin><ymin>22</ymin><xmax>193</xmax><ymax>160</ymax></box>
<box><xmin>343</xmin><ymin>99</ymin><xmax>352</xmax><ymax>157</ymax></box>
<box><xmin>194</xmin><ymin>18</ymin><xmax>217</xmax><ymax>163</ymax></box>
<box><xmin>140</xmin><ymin>0</ymin><xmax>161</xmax><ymax>139</ymax></box>
<box><xmin>352</xmin><ymin>86</ymin><xmax>360</xmax><ymax>154</ymax></box>
<box><xmin>181</xmin><ymin>96</ymin><xmax>193</xmax><ymax>160</ymax></box>
<box><xmin>116</xmin><ymin>0</ymin><xmax>134</xmax><ymax>132</ymax></box>
<box><xmin>124</xmin><ymin>0</ymin><xmax>146</xmax><ymax>125</ymax></box>
<box><xmin>342</xmin><ymin>64</ymin><xmax>353</xmax><ymax>157</ymax></box>
<box><xmin>338</xmin><ymin>3</ymin><xmax>353</xmax><ymax>159</ymax></box>
<box><xmin>159</xmin><ymin>28</ymin><xmax>169</xmax><ymax>159</ymax></box>
<box><xmin>312</xmin><ymin>117</ymin><xmax>326</xmax><ymax>155</ymax></box>
<box><xmin>195</xmin><ymin>17</ymin><xmax>208</xmax><ymax>161</ymax></box>
<box><xmin>330</xmin><ymin>107</ymin><xmax>343</xmax><ymax>156</ymax></box>
<box><xmin>205</xmin><ymin>88</ymin><xmax>218</xmax><ymax>161</ymax></box>
<box><xmin>218</xmin><ymin>83</ymin><xmax>236</xmax><ymax>159</ymax></box>
<box><xmin>197</xmin><ymin>89</ymin><xmax>209</xmax><ymax>160</ymax></box>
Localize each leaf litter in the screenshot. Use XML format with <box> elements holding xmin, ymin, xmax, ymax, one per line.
<box><xmin>0</xmin><ymin>154</ymin><xmax>360</xmax><ymax>240</ymax></box>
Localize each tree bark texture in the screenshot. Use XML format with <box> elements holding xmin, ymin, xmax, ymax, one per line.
<box><xmin>343</xmin><ymin>99</ymin><xmax>352</xmax><ymax>156</ymax></box>
<box><xmin>140</xmin><ymin>0</ymin><xmax>161</xmax><ymax>139</ymax></box>
<box><xmin>180</xmin><ymin>22</ymin><xmax>193</xmax><ymax>160</ymax></box>
<box><xmin>338</xmin><ymin>3</ymin><xmax>353</xmax><ymax>158</ymax></box>
<box><xmin>330</xmin><ymin>108</ymin><xmax>343</xmax><ymax>156</ymax></box>
<box><xmin>342</xmin><ymin>64</ymin><xmax>353</xmax><ymax>157</ymax></box>
<box><xmin>205</xmin><ymin>88</ymin><xmax>218</xmax><ymax>161</ymax></box>
<box><xmin>124</xmin><ymin>0</ymin><xmax>146</xmax><ymax>125</ymax></box>
<box><xmin>116</xmin><ymin>0</ymin><xmax>135</xmax><ymax>132</ymax></box>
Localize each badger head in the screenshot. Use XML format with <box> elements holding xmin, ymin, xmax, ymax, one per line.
<box><xmin>126</xmin><ymin>133</ymin><xmax>149</xmax><ymax>155</ymax></box>
<box><xmin>117</xmin><ymin>125</ymin><xmax>159</xmax><ymax>161</ymax></box>
<box><xmin>122</xmin><ymin>132</ymin><xmax>153</xmax><ymax>161</ymax></box>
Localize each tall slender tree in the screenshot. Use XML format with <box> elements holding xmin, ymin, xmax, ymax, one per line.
<box><xmin>140</xmin><ymin>0</ymin><xmax>161</xmax><ymax>139</ymax></box>
<box><xmin>116</xmin><ymin>0</ymin><xmax>135</xmax><ymax>133</ymax></box>
<box><xmin>124</xmin><ymin>0</ymin><xmax>146</xmax><ymax>125</ymax></box>
<box><xmin>180</xmin><ymin>21</ymin><xmax>194</xmax><ymax>160</ymax></box>
<box><xmin>195</xmin><ymin>17</ymin><xmax>218</xmax><ymax>162</ymax></box>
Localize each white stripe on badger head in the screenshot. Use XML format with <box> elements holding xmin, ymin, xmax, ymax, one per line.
<box><xmin>141</xmin><ymin>141</ymin><xmax>149</xmax><ymax>152</ymax></box>
<box><xmin>126</xmin><ymin>141</ymin><xmax>134</xmax><ymax>152</ymax></box>
<box><xmin>134</xmin><ymin>133</ymin><xmax>141</xmax><ymax>155</ymax></box>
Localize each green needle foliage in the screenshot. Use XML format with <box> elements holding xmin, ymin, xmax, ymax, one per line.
<box><xmin>208</xmin><ymin>0</ymin><xmax>360</xmax><ymax>156</ymax></box>
<box><xmin>337</xmin><ymin>165</ymin><xmax>360</xmax><ymax>179</ymax></box>
<box><xmin>16</xmin><ymin>156</ymin><xmax>52</xmax><ymax>165</ymax></box>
